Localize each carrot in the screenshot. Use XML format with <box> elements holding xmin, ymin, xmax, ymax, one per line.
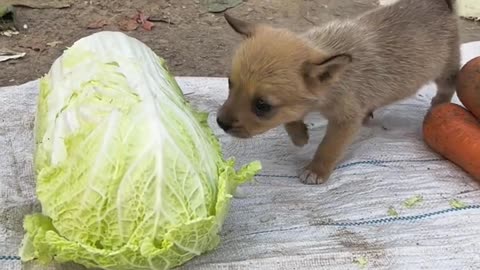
<box><xmin>423</xmin><ymin>103</ymin><xmax>480</xmax><ymax>181</ymax></box>
<box><xmin>457</xmin><ymin>56</ymin><xmax>480</xmax><ymax>119</ymax></box>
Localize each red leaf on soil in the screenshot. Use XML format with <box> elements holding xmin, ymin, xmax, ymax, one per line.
<box><xmin>87</xmin><ymin>19</ymin><xmax>108</xmax><ymax>29</ymax></box>
<box><xmin>116</xmin><ymin>11</ymin><xmax>154</xmax><ymax>32</ymax></box>
<box><xmin>134</xmin><ymin>11</ymin><xmax>154</xmax><ymax>31</ymax></box>
<box><xmin>142</xmin><ymin>20</ymin><xmax>154</xmax><ymax>31</ymax></box>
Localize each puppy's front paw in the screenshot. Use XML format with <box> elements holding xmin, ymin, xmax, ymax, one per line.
<box><xmin>291</xmin><ymin>130</ymin><xmax>309</xmax><ymax>147</ymax></box>
<box><xmin>299</xmin><ymin>164</ymin><xmax>332</xmax><ymax>185</ymax></box>
<box><xmin>285</xmin><ymin>121</ymin><xmax>309</xmax><ymax>147</ymax></box>
<box><xmin>362</xmin><ymin>111</ymin><xmax>374</xmax><ymax>125</ymax></box>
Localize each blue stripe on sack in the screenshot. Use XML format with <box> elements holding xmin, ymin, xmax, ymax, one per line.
<box><xmin>0</xmin><ymin>255</ymin><xmax>20</xmax><ymax>261</ymax></box>
<box><xmin>313</xmin><ymin>205</ymin><xmax>480</xmax><ymax>227</ymax></box>
<box><xmin>256</xmin><ymin>158</ymin><xmax>444</xmax><ymax>179</ymax></box>
<box><xmin>335</xmin><ymin>158</ymin><xmax>442</xmax><ymax>170</ymax></box>
<box><xmin>2</xmin><ymin>158</ymin><xmax>472</xmax><ymax>261</ymax></box>
<box><xmin>2</xmin><ymin>207</ymin><xmax>480</xmax><ymax>261</ymax></box>
<box><xmin>238</xmin><ymin>205</ymin><xmax>480</xmax><ymax>237</ymax></box>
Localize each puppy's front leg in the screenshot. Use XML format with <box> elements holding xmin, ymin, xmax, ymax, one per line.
<box><xmin>300</xmin><ymin>119</ymin><xmax>361</xmax><ymax>184</ymax></box>
<box><xmin>285</xmin><ymin>120</ymin><xmax>309</xmax><ymax>147</ymax></box>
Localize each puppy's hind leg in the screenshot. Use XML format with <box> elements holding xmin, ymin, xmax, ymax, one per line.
<box><xmin>432</xmin><ymin>71</ymin><xmax>457</xmax><ymax>107</ymax></box>
<box><xmin>431</xmin><ymin>47</ymin><xmax>460</xmax><ymax>107</ymax></box>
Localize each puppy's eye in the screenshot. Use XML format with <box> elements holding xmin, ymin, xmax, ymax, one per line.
<box><xmin>253</xmin><ymin>98</ymin><xmax>272</xmax><ymax>117</ymax></box>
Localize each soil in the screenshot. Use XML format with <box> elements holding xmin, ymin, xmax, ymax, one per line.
<box><xmin>2</xmin><ymin>0</ymin><xmax>480</xmax><ymax>86</ymax></box>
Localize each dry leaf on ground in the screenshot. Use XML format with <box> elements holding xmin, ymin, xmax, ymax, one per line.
<box><xmin>0</xmin><ymin>48</ymin><xmax>25</xmax><ymax>62</ymax></box>
<box><xmin>87</xmin><ymin>19</ymin><xmax>108</xmax><ymax>29</ymax></box>
<box><xmin>117</xmin><ymin>17</ymin><xmax>138</xmax><ymax>31</ymax></box>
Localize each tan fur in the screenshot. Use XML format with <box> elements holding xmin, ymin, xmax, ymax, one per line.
<box><xmin>217</xmin><ymin>0</ymin><xmax>460</xmax><ymax>184</ymax></box>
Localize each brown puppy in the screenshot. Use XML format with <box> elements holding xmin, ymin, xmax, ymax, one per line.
<box><xmin>217</xmin><ymin>0</ymin><xmax>460</xmax><ymax>184</ymax></box>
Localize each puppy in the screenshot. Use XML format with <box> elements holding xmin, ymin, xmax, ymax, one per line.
<box><xmin>217</xmin><ymin>0</ymin><xmax>460</xmax><ymax>184</ymax></box>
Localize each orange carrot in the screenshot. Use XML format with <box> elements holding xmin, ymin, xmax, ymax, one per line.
<box><xmin>457</xmin><ymin>56</ymin><xmax>480</xmax><ymax>119</ymax></box>
<box><xmin>423</xmin><ymin>103</ymin><xmax>480</xmax><ymax>181</ymax></box>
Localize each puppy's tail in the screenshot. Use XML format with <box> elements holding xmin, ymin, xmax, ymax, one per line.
<box><xmin>444</xmin><ymin>0</ymin><xmax>455</xmax><ymax>12</ymax></box>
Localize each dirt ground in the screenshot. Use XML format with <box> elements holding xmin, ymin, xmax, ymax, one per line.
<box><xmin>2</xmin><ymin>0</ymin><xmax>480</xmax><ymax>86</ymax></box>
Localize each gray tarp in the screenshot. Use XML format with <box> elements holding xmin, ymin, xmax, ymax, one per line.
<box><xmin>1</xmin><ymin>42</ymin><xmax>480</xmax><ymax>270</ymax></box>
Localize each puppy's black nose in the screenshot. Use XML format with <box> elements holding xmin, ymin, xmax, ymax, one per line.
<box><xmin>216</xmin><ymin>117</ymin><xmax>232</xmax><ymax>131</ymax></box>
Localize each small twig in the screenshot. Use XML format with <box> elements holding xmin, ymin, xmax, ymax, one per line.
<box><xmin>302</xmin><ymin>12</ymin><xmax>315</xmax><ymax>25</ymax></box>
<box><xmin>148</xmin><ymin>17</ymin><xmax>175</xmax><ymax>25</ymax></box>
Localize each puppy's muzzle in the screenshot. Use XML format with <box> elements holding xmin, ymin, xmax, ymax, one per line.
<box><xmin>216</xmin><ymin>117</ymin><xmax>232</xmax><ymax>131</ymax></box>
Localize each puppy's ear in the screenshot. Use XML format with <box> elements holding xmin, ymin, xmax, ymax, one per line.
<box><xmin>303</xmin><ymin>54</ymin><xmax>352</xmax><ymax>82</ymax></box>
<box><xmin>224</xmin><ymin>13</ymin><xmax>257</xmax><ymax>38</ymax></box>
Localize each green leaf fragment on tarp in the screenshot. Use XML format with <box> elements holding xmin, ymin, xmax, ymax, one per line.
<box><xmin>354</xmin><ymin>256</ymin><xmax>368</xmax><ymax>268</ymax></box>
<box><xmin>449</xmin><ymin>199</ymin><xmax>466</xmax><ymax>209</ymax></box>
<box><xmin>403</xmin><ymin>195</ymin><xmax>423</xmax><ymax>209</ymax></box>
<box><xmin>387</xmin><ymin>206</ymin><xmax>399</xmax><ymax>217</ymax></box>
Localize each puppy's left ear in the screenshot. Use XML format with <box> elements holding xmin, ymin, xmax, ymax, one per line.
<box><xmin>224</xmin><ymin>12</ymin><xmax>258</xmax><ymax>38</ymax></box>
<box><xmin>303</xmin><ymin>54</ymin><xmax>352</xmax><ymax>83</ymax></box>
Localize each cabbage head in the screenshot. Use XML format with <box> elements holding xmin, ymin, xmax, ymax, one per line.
<box><xmin>19</xmin><ymin>31</ymin><xmax>261</xmax><ymax>270</ymax></box>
